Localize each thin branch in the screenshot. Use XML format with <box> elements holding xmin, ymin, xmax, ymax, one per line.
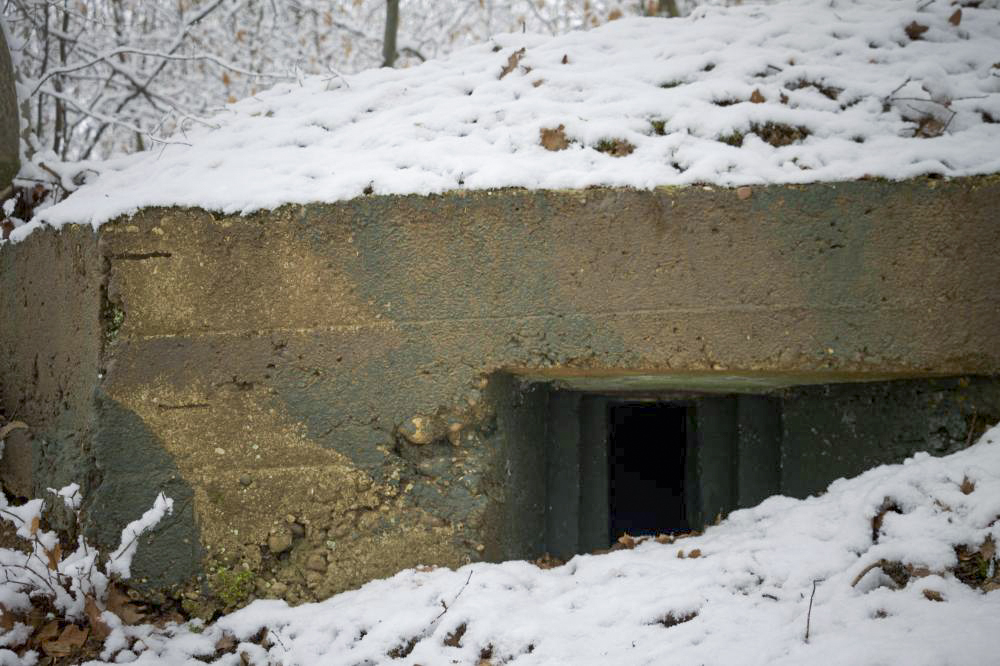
<box><xmin>30</xmin><ymin>47</ymin><xmax>291</xmax><ymax>95</ymax></box>
<box><xmin>804</xmin><ymin>578</ymin><xmax>821</xmax><ymax>643</ymax></box>
<box><xmin>34</xmin><ymin>85</ymin><xmax>192</xmax><ymax>148</ymax></box>
<box><xmin>434</xmin><ymin>571</ymin><xmax>473</xmax><ymax>622</ymax></box>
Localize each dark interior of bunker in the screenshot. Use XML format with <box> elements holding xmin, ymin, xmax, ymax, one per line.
<box><xmin>489</xmin><ymin>374</ymin><xmax>1000</xmax><ymax>563</ymax></box>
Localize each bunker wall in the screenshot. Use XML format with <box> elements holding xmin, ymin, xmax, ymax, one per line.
<box><xmin>2</xmin><ymin>177</ymin><xmax>999</xmax><ymax>608</ymax></box>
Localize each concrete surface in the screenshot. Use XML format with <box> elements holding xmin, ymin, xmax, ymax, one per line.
<box><xmin>1</xmin><ymin>177</ymin><xmax>998</xmax><ymax>611</ymax></box>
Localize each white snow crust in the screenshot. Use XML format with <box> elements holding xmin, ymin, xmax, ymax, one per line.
<box><xmin>106</xmin><ymin>492</ymin><xmax>174</xmax><ymax>579</ymax></box>
<box><xmin>17</xmin><ymin>0</ymin><xmax>1000</xmax><ymax>240</ymax></box>
<box><xmin>46</xmin><ymin>423</ymin><xmax>999</xmax><ymax>666</ymax></box>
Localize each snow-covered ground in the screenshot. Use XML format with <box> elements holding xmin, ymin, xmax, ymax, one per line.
<box><xmin>13</xmin><ymin>0</ymin><xmax>1000</xmax><ymax>240</ymax></box>
<box><xmin>1</xmin><ymin>422</ymin><xmax>980</xmax><ymax>665</ymax></box>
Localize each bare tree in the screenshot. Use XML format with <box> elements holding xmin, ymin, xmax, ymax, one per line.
<box><xmin>2</xmin><ymin>0</ymin><xmax>671</xmax><ymax>181</ymax></box>
<box><xmin>383</xmin><ymin>0</ymin><xmax>399</xmax><ymax>67</ymax></box>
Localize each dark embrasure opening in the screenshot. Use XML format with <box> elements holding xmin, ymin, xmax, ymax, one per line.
<box><xmin>607</xmin><ymin>402</ymin><xmax>690</xmax><ymax>539</ymax></box>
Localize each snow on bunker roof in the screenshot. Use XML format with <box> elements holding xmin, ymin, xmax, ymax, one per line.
<box><xmin>30</xmin><ymin>0</ymin><xmax>1000</xmax><ymax>234</ymax></box>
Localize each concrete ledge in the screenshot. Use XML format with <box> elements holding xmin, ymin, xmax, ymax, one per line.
<box><xmin>2</xmin><ymin>177</ymin><xmax>998</xmax><ymax>609</ymax></box>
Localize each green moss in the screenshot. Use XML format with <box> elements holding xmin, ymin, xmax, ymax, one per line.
<box><xmin>750</xmin><ymin>122</ymin><xmax>810</xmax><ymax>147</ymax></box>
<box><xmin>718</xmin><ymin>131</ymin><xmax>744</xmax><ymax>147</ymax></box>
<box><xmin>717</xmin><ymin>122</ymin><xmax>810</xmax><ymax>148</ymax></box>
<box><xmin>212</xmin><ymin>566</ymin><xmax>255</xmax><ymax>608</ymax></box>
<box><xmin>102</xmin><ymin>300</ymin><xmax>125</xmax><ymax>344</ymax></box>
<box><xmin>649</xmin><ymin>119</ymin><xmax>666</xmax><ymax>136</ymax></box>
<box><xmin>593</xmin><ymin>138</ymin><xmax>635</xmax><ymax>157</ymax></box>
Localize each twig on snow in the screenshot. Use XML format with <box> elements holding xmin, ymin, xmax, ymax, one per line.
<box><xmin>805</xmin><ymin>578</ymin><xmax>822</xmax><ymax>643</ymax></box>
<box><xmin>434</xmin><ymin>570</ymin><xmax>473</xmax><ymax>622</ymax></box>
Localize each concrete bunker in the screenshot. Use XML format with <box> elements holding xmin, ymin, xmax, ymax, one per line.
<box><xmin>2</xmin><ymin>178</ymin><xmax>999</xmax><ymax>610</ymax></box>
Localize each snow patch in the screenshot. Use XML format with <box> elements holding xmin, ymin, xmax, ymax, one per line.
<box><xmin>106</xmin><ymin>493</ymin><xmax>174</xmax><ymax>579</ymax></box>
<box><xmin>14</xmin><ymin>0</ymin><xmax>1000</xmax><ymax>240</ymax></box>
<box><xmin>76</xmin><ymin>423</ymin><xmax>1000</xmax><ymax>665</ymax></box>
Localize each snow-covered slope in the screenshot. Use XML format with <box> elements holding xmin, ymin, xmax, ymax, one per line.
<box><xmin>61</xmin><ymin>423</ymin><xmax>1000</xmax><ymax>665</ymax></box>
<box><xmin>18</xmin><ymin>0</ymin><xmax>1000</xmax><ymax>240</ymax></box>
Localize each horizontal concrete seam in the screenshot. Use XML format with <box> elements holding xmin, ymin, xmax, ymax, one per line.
<box><xmin>155</xmin><ymin>402</ymin><xmax>211</xmax><ymax>410</ymax></box>
<box><xmin>123</xmin><ymin>302</ymin><xmax>1000</xmax><ymax>340</ymax></box>
<box><xmin>188</xmin><ymin>465</ymin><xmax>356</xmax><ymax>474</ymax></box>
<box><xmin>109</xmin><ymin>251</ymin><xmax>173</xmax><ymax>260</ymax></box>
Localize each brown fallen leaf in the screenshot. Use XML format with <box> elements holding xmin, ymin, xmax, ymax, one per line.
<box><xmin>949</xmin><ymin>9</ymin><xmax>961</xmax><ymax>26</ymax></box>
<box><xmin>540</xmin><ymin>125</ymin><xmax>570</xmax><ymax>151</ymax></box>
<box><xmin>107</xmin><ymin>585</ymin><xmax>145</xmax><ymax>625</ymax></box>
<box><xmin>779</xmin><ymin>92</ymin><xmax>789</xmax><ymax>104</ymax></box>
<box><xmin>216</xmin><ymin>632</ymin><xmax>238</xmax><ymax>653</ymax></box>
<box><xmin>499</xmin><ymin>47</ymin><xmax>526</xmax><ymax>79</ymax></box>
<box><xmin>655</xmin><ymin>534</ymin><xmax>674</xmax><ymax>545</ymax></box>
<box><xmin>688</xmin><ymin>549</ymin><xmax>702</xmax><ymax>558</ymax></box>
<box><xmin>960</xmin><ymin>477</ymin><xmax>975</xmax><ymax>495</ymax></box>
<box><xmin>980</xmin><ymin>536</ymin><xmax>996</xmax><ymax>561</ymax></box>
<box><xmin>532</xmin><ymin>79</ymin><xmax>544</xmax><ymax>88</ymax></box>
<box><xmin>617</xmin><ymin>534</ymin><xmax>636</xmax><ymax>549</ymax></box>
<box><xmin>0</xmin><ymin>605</ymin><xmax>15</xmax><ymax>632</ymax></box>
<box><xmin>532</xmin><ymin>553</ymin><xmax>564</xmax><ymax>569</ymax></box>
<box><xmin>443</xmin><ymin>622</ymin><xmax>466</xmax><ymax>648</ymax></box>
<box><xmin>60</xmin><ymin>624</ymin><xmax>88</xmax><ymax>647</ymax></box>
<box><xmin>46</xmin><ymin>542</ymin><xmax>62</xmax><ymax>571</ymax></box>
<box><xmin>905</xmin><ymin>21</ymin><xmax>929</xmax><ymax>41</ymax></box>
<box><xmin>84</xmin><ymin>597</ymin><xmax>111</xmax><ymax>641</ymax></box>
<box><xmin>750</xmin><ymin>88</ymin><xmax>766</xmax><ymax>104</ymax></box>
<box><xmin>42</xmin><ymin>639</ymin><xmax>75</xmax><ymax>658</ymax></box>
<box><xmin>561</xmin><ymin>54</ymin><xmax>569</xmax><ymax>65</ymax></box>
<box><xmin>923</xmin><ymin>589</ymin><xmax>944</xmax><ymax>602</ymax></box>
<box><xmin>29</xmin><ymin>515</ymin><xmax>39</xmax><ymax>536</ymax></box>
<box><xmin>35</xmin><ymin>619</ymin><xmax>61</xmax><ymax>644</ymax></box>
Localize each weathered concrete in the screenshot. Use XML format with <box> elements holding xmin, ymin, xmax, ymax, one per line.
<box><xmin>0</xmin><ymin>27</ymin><xmax>18</xmax><ymax>189</ymax></box>
<box><xmin>1</xmin><ymin>177</ymin><xmax>999</xmax><ymax>611</ymax></box>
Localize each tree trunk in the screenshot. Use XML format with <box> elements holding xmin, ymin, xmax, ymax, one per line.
<box><xmin>0</xmin><ymin>17</ymin><xmax>20</xmax><ymax>190</ymax></box>
<box><xmin>382</xmin><ymin>0</ymin><xmax>399</xmax><ymax>68</ymax></box>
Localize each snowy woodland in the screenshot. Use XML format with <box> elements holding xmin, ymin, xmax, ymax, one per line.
<box><xmin>0</xmin><ymin>0</ymin><xmax>999</xmax><ymax>663</ymax></box>
<box><xmin>1</xmin><ymin>0</ymin><xmax>694</xmax><ymax>205</ymax></box>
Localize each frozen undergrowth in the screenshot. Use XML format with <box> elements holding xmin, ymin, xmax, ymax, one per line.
<box><xmin>0</xmin><ymin>485</ymin><xmax>171</xmax><ymax>665</ymax></box>
<box><xmin>13</xmin><ymin>422</ymin><xmax>987</xmax><ymax>666</ymax></box>
<box><xmin>12</xmin><ymin>0</ymin><xmax>1000</xmax><ymax>240</ymax></box>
